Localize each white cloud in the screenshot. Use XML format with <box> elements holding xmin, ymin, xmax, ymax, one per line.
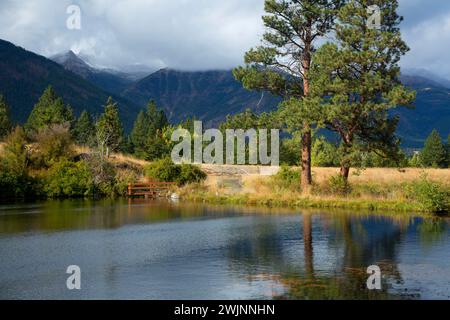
<box><xmin>0</xmin><ymin>0</ymin><xmax>265</xmax><ymax>71</ymax></box>
<box><xmin>1</xmin><ymin>0</ymin><xmax>450</xmax><ymax>78</ymax></box>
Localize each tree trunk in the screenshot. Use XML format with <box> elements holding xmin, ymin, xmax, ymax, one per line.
<box><xmin>340</xmin><ymin>166</ymin><xmax>350</xmax><ymax>180</ymax></box>
<box><xmin>301</xmin><ymin>43</ymin><xmax>313</xmax><ymax>191</ymax></box>
<box><xmin>303</xmin><ymin>213</ymin><xmax>314</xmax><ymax>278</ymax></box>
<box><xmin>301</xmin><ymin>128</ymin><xmax>312</xmax><ymax>191</ymax></box>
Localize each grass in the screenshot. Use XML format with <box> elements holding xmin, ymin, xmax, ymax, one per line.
<box><xmin>177</xmin><ymin>167</ymin><xmax>450</xmax><ymax>215</ymax></box>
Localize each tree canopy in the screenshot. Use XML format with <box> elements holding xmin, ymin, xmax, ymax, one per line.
<box><xmin>306</xmin><ymin>0</ymin><xmax>416</xmax><ymax>179</ymax></box>
<box><xmin>25</xmin><ymin>86</ymin><xmax>73</xmax><ymax>134</ymax></box>
<box><xmin>420</xmin><ymin>130</ymin><xmax>447</xmax><ymax>168</ymax></box>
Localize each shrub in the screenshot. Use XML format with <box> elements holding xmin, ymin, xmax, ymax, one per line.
<box><xmin>0</xmin><ymin>168</ymin><xmax>36</xmax><ymax>199</ymax></box>
<box><xmin>273</xmin><ymin>166</ymin><xmax>301</xmax><ymax>189</ymax></box>
<box><xmin>407</xmin><ymin>175</ymin><xmax>449</xmax><ymax>214</ymax></box>
<box><xmin>178</xmin><ymin>164</ymin><xmax>207</xmax><ymax>185</ymax></box>
<box><xmin>144</xmin><ymin>158</ymin><xmax>206</xmax><ymax>186</ymax></box>
<box><xmin>44</xmin><ymin>160</ymin><xmax>93</xmax><ymax>198</ymax></box>
<box><xmin>328</xmin><ymin>174</ymin><xmax>351</xmax><ymax>196</ymax></box>
<box><xmin>83</xmin><ymin>155</ymin><xmax>118</xmax><ymax>197</ymax></box>
<box><xmin>31</xmin><ymin>124</ymin><xmax>74</xmax><ymax>167</ymax></box>
<box><xmin>145</xmin><ymin>158</ymin><xmax>181</xmax><ymax>182</ymax></box>
<box><xmin>0</xmin><ymin>127</ymin><xmax>36</xmax><ymax>199</ymax></box>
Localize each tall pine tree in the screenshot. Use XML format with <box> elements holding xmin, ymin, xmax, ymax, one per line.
<box><xmin>420</xmin><ymin>130</ymin><xmax>447</xmax><ymax>168</ymax></box>
<box><xmin>0</xmin><ymin>94</ymin><xmax>12</xmax><ymax>139</ymax></box>
<box><xmin>25</xmin><ymin>86</ymin><xmax>73</xmax><ymax>134</ymax></box>
<box><xmin>233</xmin><ymin>0</ymin><xmax>343</xmax><ymax>191</ymax></box>
<box><xmin>307</xmin><ymin>0</ymin><xmax>415</xmax><ymax>179</ymax></box>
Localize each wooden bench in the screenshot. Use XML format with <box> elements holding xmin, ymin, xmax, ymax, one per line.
<box><xmin>127</xmin><ymin>182</ymin><xmax>177</xmax><ymax>198</ymax></box>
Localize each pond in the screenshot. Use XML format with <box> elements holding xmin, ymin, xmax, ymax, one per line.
<box><xmin>0</xmin><ymin>199</ymin><xmax>449</xmax><ymax>300</ymax></box>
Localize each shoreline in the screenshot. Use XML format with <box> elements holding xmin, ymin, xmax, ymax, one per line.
<box><xmin>179</xmin><ymin>191</ymin><xmax>438</xmax><ymax>216</ymax></box>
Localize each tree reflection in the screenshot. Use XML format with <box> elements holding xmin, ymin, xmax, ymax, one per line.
<box><xmin>226</xmin><ymin>212</ymin><xmax>424</xmax><ymax>300</ymax></box>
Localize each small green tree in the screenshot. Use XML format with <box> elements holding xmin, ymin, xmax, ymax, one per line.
<box><xmin>409</xmin><ymin>152</ymin><xmax>421</xmax><ymax>168</ymax></box>
<box><xmin>73</xmin><ymin>111</ymin><xmax>95</xmax><ymax>146</ymax></box>
<box><xmin>96</xmin><ymin>97</ymin><xmax>124</xmax><ymax>158</ymax></box>
<box><xmin>311</xmin><ymin>136</ymin><xmax>340</xmax><ymax>167</ymax></box>
<box><xmin>420</xmin><ymin>130</ymin><xmax>447</xmax><ymax>168</ymax></box>
<box><xmin>25</xmin><ymin>86</ymin><xmax>73</xmax><ymax>134</ymax></box>
<box><xmin>0</xmin><ymin>94</ymin><xmax>12</xmax><ymax>139</ymax></box>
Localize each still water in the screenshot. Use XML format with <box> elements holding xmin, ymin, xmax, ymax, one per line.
<box><xmin>0</xmin><ymin>199</ymin><xmax>449</xmax><ymax>300</ymax></box>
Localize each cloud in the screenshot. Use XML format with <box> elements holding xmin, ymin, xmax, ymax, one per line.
<box><xmin>0</xmin><ymin>0</ymin><xmax>450</xmax><ymax>78</ymax></box>
<box><xmin>0</xmin><ymin>0</ymin><xmax>265</xmax><ymax>71</ymax></box>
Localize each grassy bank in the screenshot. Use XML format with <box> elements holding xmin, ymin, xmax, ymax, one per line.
<box><xmin>177</xmin><ymin>167</ymin><xmax>450</xmax><ymax>215</ymax></box>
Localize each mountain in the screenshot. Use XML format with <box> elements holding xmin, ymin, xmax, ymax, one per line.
<box><xmin>1</xmin><ymin>39</ymin><xmax>449</xmax><ymax>148</ymax></box>
<box><xmin>121</xmin><ymin>68</ymin><xmax>280</xmax><ymax>126</ymax></box>
<box><xmin>396</xmin><ymin>75</ymin><xmax>450</xmax><ymax>147</ymax></box>
<box><xmin>0</xmin><ymin>39</ymin><xmax>140</xmax><ymax>129</ymax></box>
<box><xmin>50</xmin><ymin>51</ymin><xmax>134</xmax><ymax>93</ymax></box>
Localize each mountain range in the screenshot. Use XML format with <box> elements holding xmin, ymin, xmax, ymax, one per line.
<box><xmin>0</xmin><ymin>39</ymin><xmax>449</xmax><ymax>148</ymax></box>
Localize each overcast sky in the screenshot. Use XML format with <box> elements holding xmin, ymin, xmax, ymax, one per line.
<box><xmin>1</xmin><ymin>0</ymin><xmax>450</xmax><ymax>78</ymax></box>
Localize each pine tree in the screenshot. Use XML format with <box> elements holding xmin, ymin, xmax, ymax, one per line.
<box><xmin>0</xmin><ymin>94</ymin><xmax>12</xmax><ymax>139</ymax></box>
<box><xmin>233</xmin><ymin>0</ymin><xmax>343</xmax><ymax>191</ymax></box>
<box><xmin>73</xmin><ymin>111</ymin><xmax>95</xmax><ymax>146</ymax></box>
<box><xmin>147</xmin><ymin>100</ymin><xmax>168</xmax><ymax>134</ymax></box>
<box><xmin>96</xmin><ymin>97</ymin><xmax>124</xmax><ymax>158</ymax></box>
<box><xmin>420</xmin><ymin>130</ymin><xmax>447</xmax><ymax>168</ymax></box>
<box><xmin>130</xmin><ymin>100</ymin><xmax>169</xmax><ymax>159</ymax></box>
<box><xmin>130</xmin><ymin>111</ymin><xmax>149</xmax><ymax>158</ymax></box>
<box><xmin>307</xmin><ymin>0</ymin><xmax>416</xmax><ymax>179</ymax></box>
<box><xmin>25</xmin><ymin>86</ymin><xmax>73</xmax><ymax>134</ymax></box>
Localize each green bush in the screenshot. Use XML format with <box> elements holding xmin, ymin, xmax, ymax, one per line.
<box><xmin>328</xmin><ymin>174</ymin><xmax>351</xmax><ymax>196</ymax></box>
<box><xmin>83</xmin><ymin>155</ymin><xmax>118</xmax><ymax>197</ymax></box>
<box><xmin>273</xmin><ymin>166</ymin><xmax>301</xmax><ymax>189</ymax></box>
<box><xmin>0</xmin><ymin>168</ymin><xmax>36</xmax><ymax>199</ymax></box>
<box><xmin>144</xmin><ymin>158</ymin><xmax>206</xmax><ymax>186</ymax></box>
<box><xmin>0</xmin><ymin>126</ymin><xmax>37</xmax><ymax>199</ymax></box>
<box><xmin>44</xmin><ymin>160</ymin><xmax>93</xmax><ymax>198</ymax></box>
<box><xmin>408</xmin><ymin>175</ymin><xmax>449</xmax><ymax>214</ymax></box>
<box><xmin>178</xmin><ymin>164</ymin><xmax>207</xmax><ymax>185</ymax></box>
<box><xmin>31</xmin><ymin>124</ymin><xmax>74</xmax><ymax>168</ymax></box>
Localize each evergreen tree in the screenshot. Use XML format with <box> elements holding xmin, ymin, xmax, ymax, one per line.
<box><xmin>130</xmin><ymin>100</ymin><xmax>169</xmax><ymax>159</ymax></box>
<box><xmin>73</xmin><ymin>111</ymin><xmax>95</xmax><ymax>146</ymax></box>
<box><xmin>147</xmin><ymin>100</ymin><xmax>168</xmax><ymax>133</ymax></box>
<box><xmin>420</xmin><ymin>130</ymin><xmax>447</xmax><ymax>168</ymax></box>
<box><xmin>25</xmin><ymin>86</ymin><xmax>73</xmax><ymax>133</ymax></box>
<box><xmin>96</xmin><ymin>97</ymin><xmax>124</xmax><ymax>158</ymax></box>
<box><xmin>130</xmin><ymin>111</ymin><xmax>149</xmax><ymax>158</ymax></box>
<box><xmin>233</xmin><ymin>0</ymin><xmax>343</xmax><ymax>191</ymax></box>
<box><xmin>311</xmin><ymin>136</ymin><xmax>340</xmax><ymax>167</ymax></box>
<box><xmin>307</xmin><ymin>0</ymin><xmax>416</xmax><ymax>180</ymax></box>
<box><xmin>0</xmin><ymin>94</ymin><xmax>12</xmax><ymax>139</ymax></box>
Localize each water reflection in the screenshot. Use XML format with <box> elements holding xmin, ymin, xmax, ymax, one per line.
<box><xmin>0</xmin><ymin>200</ymin><xmax>448</xmax><ymax>300</ymax></box>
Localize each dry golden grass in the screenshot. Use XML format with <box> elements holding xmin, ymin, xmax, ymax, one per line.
<box><xmin>74</xmin><ymin>145</ymin><xmax>150</xmax><ymax>167</ymax></box>
<box><xmin>312</xmin><ymin>167</ymin><xmax>450</xmax><ymax>186</ymax></box>
<box><xmin>189</xmin><ymin>166</ymin><xmax>450</xmax><ymax>213</ymax></box>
